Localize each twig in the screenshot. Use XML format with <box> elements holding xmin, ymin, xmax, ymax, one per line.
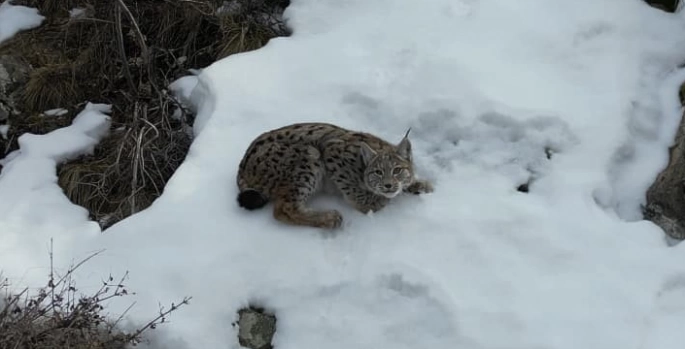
<box><xmin>130</xmin><ymin>103</ymin><xmax>142</xmax><ymax>214</ymax></box>
<box><xmin>122</xmin><ymin>297</ymin><xmax>192</xmax><ymax>342</ymax></box>
<box><xmin>109</xmin><ymin>301</ymin><xmax>137</xmax><ymax>331</ymax></box>
<box><xmin>49</xmin><ymin>239</ymin><xmax>55</xmax><ymax>305</ymax></box>
<box><xmin>114</xmin><ymin>5</ymin><xmax>136</xmax><ymax>94</ymax></box>
<box><xmin>115</xmin><ymin>0</ymin><xmax>150</xmax><ymax>65</ymax></box>
<box><xmin>53</xmin><ymin>250</ymin><xmax>105</xmax><ymax>290</ymax></box>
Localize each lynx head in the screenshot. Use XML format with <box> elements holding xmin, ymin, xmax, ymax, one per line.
<box><xmin>360</xmin><ymin>129</ymin><xmax>414</xmax><ymax>198</ymax></box>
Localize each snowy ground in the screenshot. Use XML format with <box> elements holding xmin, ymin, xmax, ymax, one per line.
<box><xmin>2</xmin><ymin>0</ymin><xmax>685</xmax><ymax>348</ymax></box>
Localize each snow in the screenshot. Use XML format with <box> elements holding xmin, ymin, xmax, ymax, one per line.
<box><xmin>2</xmin><ymin>1</ymin><xmax>685</xmax><ymax>349</ymax></box>
<box><xmin>0</xmin><ymin>124</ymin><xmax>8</xmax><ymax>139</ymax></box>
<box><xmin>0</xmin><ymin>103</ymin><xmax>110</xmax><ymax>279</ymax></box>
<box><xmin>169</xmin><ymin>75</ymin><xmax>200</xmax><ymax>113</ymax></box>
<box><xmin>43</xmin><ymin>108</ymin><xmax>69</xmax><ymax>117</ymax></box>
<box><xmin>0</xmin><ymin>1</ymin><xmax>43</xmax><ymax>45</ymax></box>
<box><xmin>69</xmin><ymin>7</ymin><xmax>85</xmax><ymax>18</ymax></box>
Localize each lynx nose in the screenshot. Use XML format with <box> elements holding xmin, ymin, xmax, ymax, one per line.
<box><xmin>384</xmin><ymin>183</ymin><xmax>392</xmax><ymax>189</ymax></box>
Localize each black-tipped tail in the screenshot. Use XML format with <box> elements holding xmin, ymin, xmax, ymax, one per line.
<box><xmin>237</xmin><ymin>189</ymin><xmax>268</xmax><ymax>210</ymax></box>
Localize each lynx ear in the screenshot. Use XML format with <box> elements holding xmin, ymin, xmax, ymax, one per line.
<box><xmin>360</xmin><ymin>142</ymin><xmax>377</xmax><ymax>165</ymax></box>
<box><xmin>397</xmin><ymin>128</ymin><xmax>412</xmax><ymax>161</ymax></box>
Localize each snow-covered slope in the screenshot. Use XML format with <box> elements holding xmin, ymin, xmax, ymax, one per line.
<box><xmin>0</xmin><ymin>103</ymin><xmax>109</xmax><ymax>283</ymax></box>
<box><xmin>2</xmin><ymin>1</ymin><xmax>685</xmax><ymax>349</ymax></box>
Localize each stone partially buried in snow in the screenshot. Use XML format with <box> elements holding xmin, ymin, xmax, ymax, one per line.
<box><xmin>644</xmin><ymin>0</ymin><xmax>682</xmax><ymax>12</ymax></box>
<box><xmin>645</xmin><ymin>108</ymin><xmax>685</xmax><ymax>241</ymax></box>
<box><xmin>237</xmin><ymin>307</ymin><xmax>276</xmax><ymax>349</ymax></box>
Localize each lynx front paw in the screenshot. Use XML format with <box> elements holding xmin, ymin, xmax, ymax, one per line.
<box><xmin>319</xmin><ymin>210</ymin><xmax>343</xmax><ymax>229</ymax></box>
<box><xmin>405</xmin><ymin>180</ymin><xmax>434</xmax><ymax>195</ymax></box>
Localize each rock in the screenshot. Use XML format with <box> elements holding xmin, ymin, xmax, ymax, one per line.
<box><xmin>0</xmin><ymin>101</ymin><xmax>8</xmax><ymax>123</ymax></box>
<box><xmin>237</xmin><ymin>307</ymin><xmax>276</xmax><ymax>349</ymax></box>
<box><xmin>0</xmin><ymin>55</ymin><xmax>31</xmax><ymax>122</ymax></box>
<box><xmin>645</xmin><ymin>100</ymin><xmax>685</xmax><ymax>241</ymax></box>
<box><xmin>644</xmin><ymin>204</ymin><xmax>685</xmax><ymax>242</ymax></box>
<box><xmin>0</xmin><ymin>55</ymin><xmax>31</xmax><ymax>157</ymax></box>
<box><xmin>516</xmin><ymin>182</ymin><xmax>529</xmax><ymax>193</ymax></box>
<box><xmin>644</xmin><ymin>0</ymin><xmax>681</xmax><ymax>12</ymax></box>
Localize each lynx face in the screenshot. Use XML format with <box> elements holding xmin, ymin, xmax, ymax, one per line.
<box><xmin>363</xmin><ymin>153</ymin><xmax>414</xmax><ymax>198</ymax></box>
<box><xmin>360</xmin><ymin>131</ymin><xmax>414</xmax><ymax>198</ymax></box>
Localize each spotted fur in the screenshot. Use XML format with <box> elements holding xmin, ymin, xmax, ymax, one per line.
<box><xmin>236</xmin><ymin>122</ymin><xmax>433</xmax><ymax>229</ymax></box>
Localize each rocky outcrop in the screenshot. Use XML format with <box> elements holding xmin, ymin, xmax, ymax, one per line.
<box><xmin>0</xmin><ymin>55</ymin><xmax>31</xmax><ymax>160</ymax></box>
<box><xmin>236</xmin><ymin>307</ymin><xmax>276</xmax><ymax>349</ymax></box>
<box><xmin>644</xmin><ymin>84</ymin><xmax>685</xmax><ymax>242</ymax></box>
<box><xmin>0</xmin><ymin>55</ymin><xmax>30</xmax><ymax>126</ymax></box>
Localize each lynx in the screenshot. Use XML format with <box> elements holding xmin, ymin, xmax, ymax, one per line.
<box><xmin>236</xmin><ymin>122</ymin><xmax>433</xmax><ymax>229</ymax></box>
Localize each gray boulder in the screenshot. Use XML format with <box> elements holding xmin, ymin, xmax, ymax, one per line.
<box><xmin>236</xmin><ymin>307</ymin><xmax>276</xmax><ymax>349</ymax></box>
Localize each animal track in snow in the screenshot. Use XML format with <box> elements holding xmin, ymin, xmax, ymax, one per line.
<box><xmin>413</xmin><ymin>107</ymin><xmax>577</xmax><ymax>191</ymax></box>
<box><xmin>638</xmin><ymin>272</ymin><xmax>685</xmax><ymax>348</ymax></box>
<box><xmin>278</xmin><ymin>269</ymin><xmax>464</xmax><ymax>349</ymax></box>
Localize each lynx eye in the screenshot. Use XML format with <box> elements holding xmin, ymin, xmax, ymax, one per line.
<box><xmin>373</xmin><ymin>170</ymin><xmax>383</xmax><ymax>176</ymax></box>
<box><xmin>392</xmin><ymin>167</ymin><xmax>403</xmax><ymax>175</ymax></box>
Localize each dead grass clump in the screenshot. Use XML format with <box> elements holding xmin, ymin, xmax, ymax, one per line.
<box><xmin>0</xmin><ymin>0</ymin><xmax>291</xmax><ymax>228</ymax></box>
<box><xmin>0</xmin><ymin>249</ymin><xmax>191</xmax><ymax>349</ymax></box>
<box><xmin>59</xmin><ymin>102</ymin><xmax>192</xmax><ymax>229</ymax></box>
<box><xmin>21</xmin><ymin>65</ymin><xmax>80</xmax><ymax>113</ymax></box>
<box><xmin>217</xmin><ymin>0</ymin><xmax>291</xmax><ymax>58</ymax></box>
<box><xmin>219</xmin><ymin>12</ymin><xmax>278</xmax><ymax>57</ymax></box>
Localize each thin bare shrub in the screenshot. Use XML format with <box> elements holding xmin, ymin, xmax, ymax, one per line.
<box><xmin>0</xmin><ymin>247</ymin><xmax>191</xmax><ymax>349</ymax></box>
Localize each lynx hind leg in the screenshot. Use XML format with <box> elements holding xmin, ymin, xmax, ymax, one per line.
<box><xmin>272</xmin><ymin>147</ymin><xmax>343</xmax><ymax>229</ymax></box>
<box><xmin>273</xmin><ymin>198</ymin><xmax>343</xmax><ymax>229</ymax></box>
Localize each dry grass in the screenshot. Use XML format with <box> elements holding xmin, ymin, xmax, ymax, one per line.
<box><xmin>59</xmin><ymin>102</ymin><xmax>193</xmax><ymax>228</ymax></box>
<box><xmin>217</xmin><ymin>0</ymin><xmax>291</xmax><ymax>58</ymax></box>
<box><xmin>22</xmin><ymin>65</ymin><xmax>80</xmax><ymax>113</ymax></box>
<box><xmin>0</xmin><ymin>0</ymin><xmax>291</xmax><ymax>229</ymax></box>
<box><xmin>0</xmin><ymin>248</ymin><xmax>191</xmax><ymax>349</ymax></box>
